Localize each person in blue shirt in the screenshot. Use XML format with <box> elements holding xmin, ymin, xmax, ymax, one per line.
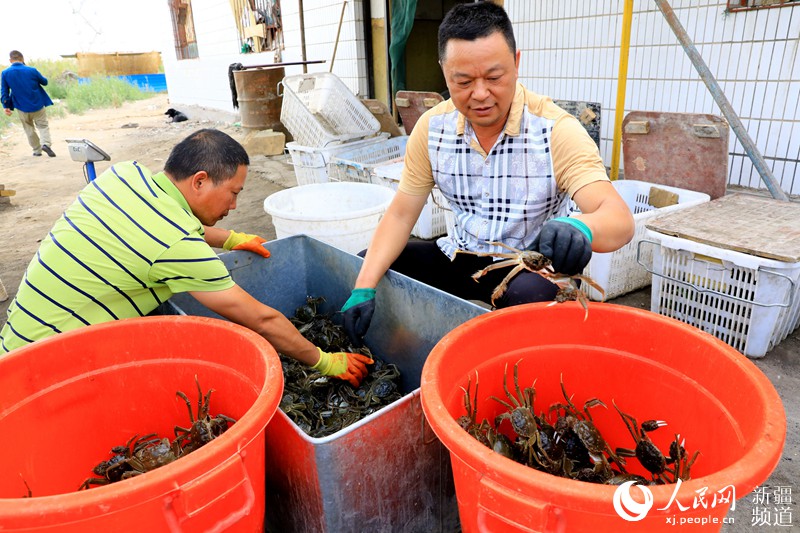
<box><xmin>1</xmin><ymin>50</ymin><xmax>56</xmax><ymax>157</ymax></box>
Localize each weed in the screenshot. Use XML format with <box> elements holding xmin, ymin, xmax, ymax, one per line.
<box><xmin>1</xmin><ymin>58</ymin><xmax>151</xmax><ymax>129</ymax></box>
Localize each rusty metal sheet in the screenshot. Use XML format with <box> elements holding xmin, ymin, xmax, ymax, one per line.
<box><xmin>395</xmin><ymin>91</ymin><xmax>444</xmax><ymax>134</ymax></box>
<box><xmin>646</xmin><ymin>193</ymin><xmax>800</xmax><ymax>262</ymax></box>
<box><xmin>554</xmin><ymin>100</ymin><xmax>601</xmax><ymax>148</ymax></box>
<box><xmin>623</xmin><ymin>111</ymin><xmax>729</xmax><ymax>199</ymax></box>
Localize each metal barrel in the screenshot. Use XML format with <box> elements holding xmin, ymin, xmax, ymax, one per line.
<box><xmin>233</xmin><ymin>67</ymin><xmax>291</xmax><ymax>139</ymax></box>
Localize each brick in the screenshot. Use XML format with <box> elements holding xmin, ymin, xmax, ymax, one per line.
<box><xmin>648</xmin><ymin>187</ymin><xmax>679</xmax><ymax>209</ymax></box>
<box><xmin>243</xmin><ymin>129</ymin><xmax>286</xmax><ymax>156</ymax></box>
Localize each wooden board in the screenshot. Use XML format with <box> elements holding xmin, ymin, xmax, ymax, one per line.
<box><xmin>362</xmin><ymin>99</ymin><xmax>405</xmax><ymax>138</ymax></box>
<box><xmin>645</xmin><ymin>193</ymin><xmax>800</xmax><ymax>262</ymax></box>
<box><xmin>623</xmin><ymin>111</ymin><xmax>729</xmax><ymax>200</ymax></box>
<box><xmin>395</xmin><ymin>91</ymin><xmax>444</xmax><ymax>134</ymax></box>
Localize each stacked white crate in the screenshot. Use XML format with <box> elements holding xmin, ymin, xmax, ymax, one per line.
<box><xmin>581</xmin><ymin>180</ymin><xmax>710</xmax><ymax>301</ymax></box>
<box><xmin>326</xmin><ymin>135</ymin><xmax>450</xmax><ymax>240</ymax></box>
<box><xmin>280</xmin><ymin>73</ymin><xmax>380</xmax><ymax>147</ymax></box>
<box><xmin>279</xmin><ymin>72</ymin><xmax>384</xmax><ymax>186</ymax></box>
<box><xmin>287</xmin><ymin>134</ymin><xmax>388</xmax><ymax>186</ymax></box>
<box><xmin>327</xmin><ymin>136</ymin><xmax>408</xmax><ymax>184</ymax></box>
<box><xmin>644</xmin><ymin>194</ymin><xmax>800</xmax><ymax>358</ymax></box>
<box><xmin>372</xmin><ymin>162</ymin><xmax>451</xmax><ymax>240</ymax></box>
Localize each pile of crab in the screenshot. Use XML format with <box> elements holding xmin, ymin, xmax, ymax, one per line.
<box><xmin>459</xmin><ymin>362</ymin><xmax>699</xmax><ymax>486</ymax></box>
<box><xmin>279</xmin><ymin>296</ymin><xmax>403</xmax><ymax>438</ymax></box>
<box><xmin>79</xmin><ymin>376</ymin><xmax>234</xmax><ymax>490</ymax></box>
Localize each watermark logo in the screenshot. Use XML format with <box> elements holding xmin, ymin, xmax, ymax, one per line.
<box><xmin>751</xmin><ymin>485</ymin><xmax>794</xmax><ymax>527</ymax></box>
<box><xmin>613</xmin><ymin>479</ymin><xmax>741</xmax><ymax>526</ymax></box>
<box><xmin>613</xmin><ymin>481</ymin><xmax>654</xmax><ymax>522</ymax></box>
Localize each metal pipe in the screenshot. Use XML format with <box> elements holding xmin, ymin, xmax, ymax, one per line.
<box><xmin>85</xmin><ymin>162</ymin><xmax>97</xmax><ymax>182</ymax></box>
<box><xmin>330</xmin><ymin>0</ymin><xmax>348</xmax><ymax>73</ymax></box>
<box><xmin>654</xmin><ymin>0</ymin><xmax>789</xmax><ymax>202</ymax></box>
<box><xmin>610</xmin><ymin>0</ymin><xmax>634</xmax><ymax>181</ymax></box>
<box><xmin>387</xmin><ymin>0</ymin><xmax>397</xmax><ymax>122</ymax></box>
<box><xmin>298</xmin><ymin>0</ymin><xmax>308</xmax><ymax>73</ymax></box>
<box><xmin>239</xmin><ymin>60</ymin><xmax>325</xmax><ymax>70</ymax></box>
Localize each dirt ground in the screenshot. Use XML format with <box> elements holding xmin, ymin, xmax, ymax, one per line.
<box><xmin>0</xmin><ymin>93</ymin><xmax>291</xmax><ymax>306</ymax></box>
<box><xmin>0</xmin><ymin>93</ymin><xmax>797</xmax><ymax>531</ymax></box>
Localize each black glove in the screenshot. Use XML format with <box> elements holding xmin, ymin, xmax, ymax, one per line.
<box><xmin>529</xmin><ymin>217</ymin><xmax>593</xmax><ymax>276</ymax></box>
<box><xmin>341</xmin><ymin>288</ymin><xmax>376</xmax><ymax>347</ymax></box>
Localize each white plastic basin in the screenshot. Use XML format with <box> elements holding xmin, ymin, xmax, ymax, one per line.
<box><xmin>263</xmin><ymin>182</ymin><xmax>395</xmax><ymax>254</ymax></box>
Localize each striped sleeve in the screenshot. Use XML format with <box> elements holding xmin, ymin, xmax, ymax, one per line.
<box><xmin>150</xmin><ymin>236</ymin><xmax>234</xmax><ymax>293</ymax></box>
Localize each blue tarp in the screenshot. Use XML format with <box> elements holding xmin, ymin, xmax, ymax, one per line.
<box><xmin>77</xmin><ymin>73</ymin><xmax>167</xmax><ymax>92</ymax></box>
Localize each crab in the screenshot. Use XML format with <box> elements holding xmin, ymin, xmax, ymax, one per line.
<box><xmin>489</xmin><ymin>361</ymin><xmax>563</xmax><ymax>471</ymax></box>
<box><xmin>490</xmin><ymin>362</ymin><xmax>538</xmax><ymax>440</ymax></box>
<box><xmin>173</xmin><ymin>376</ymin><xmax>236</xmax><ymax>454</ymax></box>
<box><xmin>613</xmin><ymin>401</ymin><xmax>678</xmax><ymax>483</ymax></box>
<box><xmin>79</xmin><ymin>433</ymin><xmax>183</xmax><ymax>490</ymax></box>
<box><xmin>457</xmin><ymin>372</ymin><xmax>515</xmax><ymax>460</ymax></box>
<box><xmin>550</xmin><ymin>377</ymin><xmax>627</xmax><ymax>477</ymax></box>
<box><xmin>456</xmin><ymin>241</ymin><xmax>605</xmax><ymax>319</ymax></box>
<box><xmin>666</xmin><ymin>433</ymin><xmax>700</xmax><ymax>482</ymax></box>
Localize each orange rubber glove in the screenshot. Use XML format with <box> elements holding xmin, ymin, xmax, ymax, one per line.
<box><xmin>223</xmin><ymin>230</ymin><xmax>270</xmax><ymax>258</ymax></box>
<box><xmin>312</xmin><ymin>348</ymin><xmax>373</xmax><ymax>387</ymax></box>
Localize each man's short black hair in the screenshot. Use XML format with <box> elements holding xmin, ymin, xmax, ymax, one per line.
<box><xmin>165</xmin><ymin>129</ymin><xmax>249</xmax><ymax>185</ymax></box>
<box><xmin>9</xmin><ymin>50</ymin><xmax>24</xmax><ymax>62</ymax></box>
<box><xmin>438</xmin><ymin>2</ymin><xmax>516</xmax><ymax>62</ymax></box>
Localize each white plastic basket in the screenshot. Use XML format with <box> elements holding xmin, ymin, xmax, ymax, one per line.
<box><xmin>328</xmin><ymin>136</ymin><xmax>409</xmax><ymax>184</ymax></box>
<box><xmin>373</xmin><ymin>162</ymin><xmax>450</xmax><ymax>240</ymax></box>
<box><xmin>287</xmin><ymin>134</ymin><xmax>389</xmax><ymax>186</ymax></box>
<box><xmin>581</xmin><ymin>180</ymin><xmax>710</xmax><ymax>301</ymax></box>
<box><xmin>643</xmin><ymin>230</ymin><xmax>800</xmax><ymax>358</ymax></box>
<box><xmin>280</xmin><ymin>73</ymin><xmax>381</xmax><ymax>147</ymax></box>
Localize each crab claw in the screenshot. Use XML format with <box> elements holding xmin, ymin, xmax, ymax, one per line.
<box><xmin>641</xmin><ymin>420</ymin><xmax>668</xmax><ymax>432</ymax></box>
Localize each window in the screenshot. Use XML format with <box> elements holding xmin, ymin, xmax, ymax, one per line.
<box><xmin>727</xmin><ymin>0</ymin><xmax>800</xmax><ymax>12</ymax></box>
<box><xmin>229</xmin><ymin>0</ymin><xmax>284</xmax><ymax>54</ymax></box>
<box><xmin>169</xmin><ymin>0</ymin><xmax>199</xmax><ymax>60</ymax></box>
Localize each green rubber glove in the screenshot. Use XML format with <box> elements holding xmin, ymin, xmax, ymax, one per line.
<box><xmin>528</xmin><ymin>217</ymin><xmax>593</xmax><ymax>275</ymax></box>
<box><xmin>341</xmin><ymin>288</ymin><xmax>376</xmax><ymax>347</ymax></box>
<box><xmin>312</xmin><ymin>348</ymin><xmax>374</xmax><ymax>387</ymax></box>
<box><xmin>223</xmin><ymin>230</ymin><xmax>270</xmax><ymax>258</ymax></box>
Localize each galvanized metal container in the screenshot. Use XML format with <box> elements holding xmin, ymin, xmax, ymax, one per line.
<box><xmin>163</xmin><ymin>235</ymin><xmax>487</xmax><ymax>532</ymax></box>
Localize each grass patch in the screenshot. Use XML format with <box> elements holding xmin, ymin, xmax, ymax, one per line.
<box><xmin>1</xmin><ymin>58</ymin><xmax>152</xmax><ymax>129</ymax></box>
<box><xmin>62</xmin><ymin>76</ymin><xmax>152</xmax><ymax>114</ymax></box>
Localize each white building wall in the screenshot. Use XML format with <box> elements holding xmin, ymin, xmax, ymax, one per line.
<box><xmin>506</xmin><ymin>0</ymin><xmax>800</xmax><ymax>196</ymax></box>
<box><xmin>162</xmin><ymin>0</ymin><xmax>370</xmax><ymax>114</ymax></box>
<box><xmin>282</xmin><ymin>0</ymin><xmax>369</xmax><ymax>95</ymax></box>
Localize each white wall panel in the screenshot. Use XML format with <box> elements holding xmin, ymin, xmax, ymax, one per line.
<box><xmin>506</xmin><ymin>0</ymin><xmax>800</xmax><ymax>196</ymax></box>
<box><xmin>163</xmin><ymin>0</ymin><xmax>370</xmax><ymax>114</ymax></box>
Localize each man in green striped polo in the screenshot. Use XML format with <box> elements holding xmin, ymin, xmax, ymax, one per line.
<box><xmin>0</xmin><ymin>129</ymin><xmax>371</xmax><ymax>386</ymax></box>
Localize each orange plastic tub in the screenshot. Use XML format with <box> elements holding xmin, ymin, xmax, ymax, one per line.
<box><xmin>420</xmin><ymin>303</ymin><xmax>786</xmax><ymax>532</ymax></box>
<box><xmin>0</xmin><ymin>316</ymin><xmax>283</xmax><ymax>532</ymax></box>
